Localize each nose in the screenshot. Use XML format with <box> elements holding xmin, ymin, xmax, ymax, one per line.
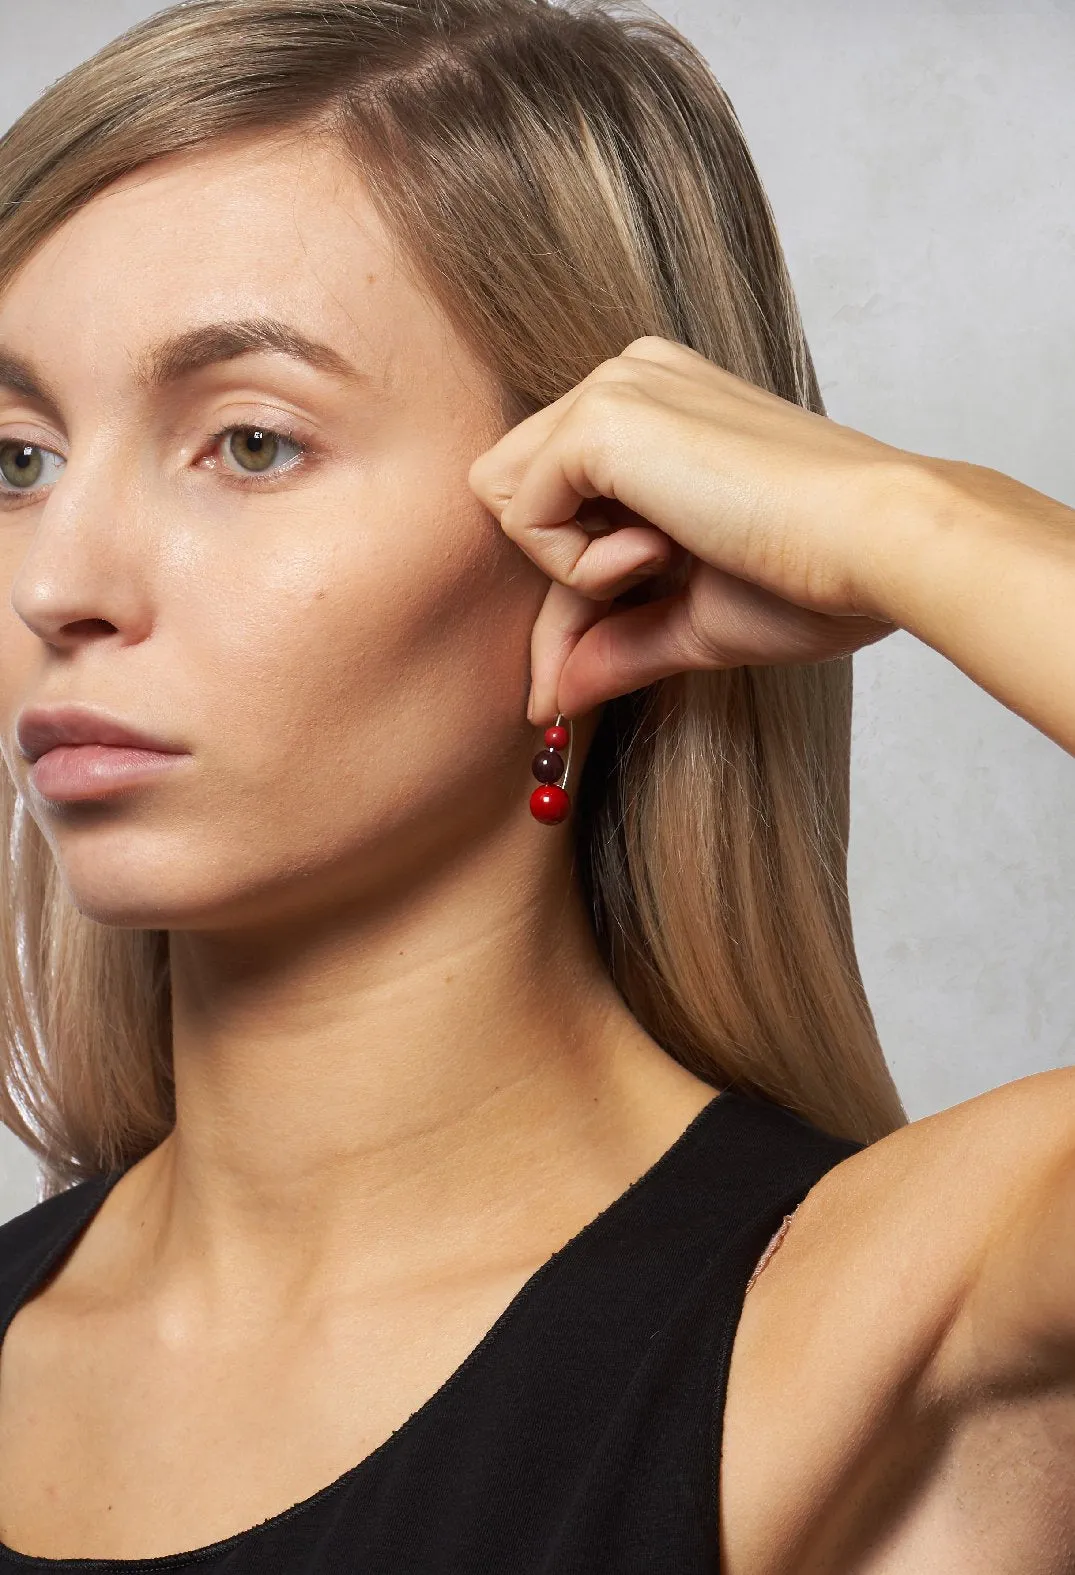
<box><xmin>8</xmin><ymin>448</ymin><xmax>155</xmax><ymax>652</ymax></box>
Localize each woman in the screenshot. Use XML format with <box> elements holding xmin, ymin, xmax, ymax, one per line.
<box><xmin>0</xmin><ymin>0</ymin><xmax>1070</xmax><ymax>1567</ymax></box>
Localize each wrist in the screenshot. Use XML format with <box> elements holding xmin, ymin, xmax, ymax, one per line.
<box><xmin>862</xmin><ymin>454</ymin><xmax>1075</xmax><ymax>753</ymax></box>
<box><xmin>861</xmin><ymin>455</ymin><xmax>1075</xmax><ymax>637</ymax></box>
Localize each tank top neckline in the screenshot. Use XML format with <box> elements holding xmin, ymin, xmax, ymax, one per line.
<box><xmin>0</xmin><ymin>1085</ymin><xmax>736</xmax><ymax>1569</ymax></box>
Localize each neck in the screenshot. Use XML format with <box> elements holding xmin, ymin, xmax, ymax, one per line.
<box><xmin>112</xmin><ymin>827</ymin><xmax>711</xmax><ymax>1310</ymax></box>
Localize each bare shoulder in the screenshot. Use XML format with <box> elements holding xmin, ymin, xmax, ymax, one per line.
<box><xmin>720</xmin><ymin>1067</ymin><xmax>1075</xmax><ymax>1574</ymax></box>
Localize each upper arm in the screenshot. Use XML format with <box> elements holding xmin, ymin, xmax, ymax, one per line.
<box><xmin>927</xmin><ymin>1071</ymin><xmax>1075</xmax><ymax>1405</ymax></box>
<box><xmin>720</xmin><ymin>1067</ymin><xmax>1075</xmax><ymax>1573</ymax></box>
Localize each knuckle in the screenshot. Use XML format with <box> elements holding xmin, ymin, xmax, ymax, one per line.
<box><xmin>498</xmin><ymin>495</ymin><xmax>528</xmax><ymax>536</ymax></box>
<box><xmin>575</xmin><ymin>378</ymin><xmax>644</xmax><ymax>421</ymax></box>
<box><xmin>588</xmin><ymin>348</ymin><xmax>657</xmax><ymax>386</ymax></box>
<box><xmin>621</xmin><ymin>334</ymin><xmax>675</xmax><ymax>359</ymax></box>
<box><xmin>682</xmin><ymin>594</ymin><xmax>731</xmax><ymax>666</ymax></box>
<box><xmin>568</xmin><ymin>393</ymin><xmax>633</xmax><ymax>497</ymax></box>
<box><xmin>470</xmin><ymin>458</ymin><xmax>514</xmax><ymax>511</ymax></box>
<box><xmin>466</xmin><ymin>455</ymin><xmax>495</xmax><ymax>502</ymax></box>
<box><xmin>587</xmin><ymin>353</ymin><xmax>626</xmax><ymax>377</ymax></box>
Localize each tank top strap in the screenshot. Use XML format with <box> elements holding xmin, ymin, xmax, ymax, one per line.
<box><xmin>0</xmin><ymin>1168</ymin><xmax>121</xmax><ymax>1349</ymax></box>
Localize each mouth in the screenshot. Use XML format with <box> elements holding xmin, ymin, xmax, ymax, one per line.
<box><xmin>17</xmin><ymin>704</ymin><xmax>186</xmax><ymax>762</ymax></box>
<box><xmin>28</xmin><ymin>742</ymin><xmax>192</xmax><ymax>804</ymax></box>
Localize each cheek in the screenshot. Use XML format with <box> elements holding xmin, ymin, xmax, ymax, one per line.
<box><xmin>0</xmin><ymin>598</ymin><xmax>38</xmax><ymax>714</ymax></box>
<box><xmin>178</xmin><ymin>478</ymin><xmax>545</xmax><ymax>850</ymax></box>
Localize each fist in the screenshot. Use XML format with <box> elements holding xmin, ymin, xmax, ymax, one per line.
<box><xmin>468</xmin><ymin>336</ymin><xmax>915</xmax><ymax>723</ymax></box>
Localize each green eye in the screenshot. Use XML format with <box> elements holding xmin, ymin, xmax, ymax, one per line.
<box><xmin>221</xmin><ymin>427</ymin><xmax>302</xmax><ymax>475</ymax></box>
<box><xmin>0</xmin><ymin>429</ymin><xmax>303</xmax><ymax>497</ymax></box>
<box><xmin>0</xmin><ymin>442</ymin><xmax>45</xmax><ymax>490</ymax></box>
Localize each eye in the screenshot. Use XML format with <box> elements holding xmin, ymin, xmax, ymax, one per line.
<box><xmin>0</xmin><ymin>441</ymin><xmax>65</xmax><ymax>495</ymax></box>
<box><xmin>215</xmin><ymin>426</ymin><xmax>305</xmax><ymax>477</ymax></box>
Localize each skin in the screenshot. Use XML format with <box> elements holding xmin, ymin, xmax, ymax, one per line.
<box><xmin>1</xmin><ymin>122</ymin><xmax>1074</xmax><ymax>1567</ymax></box>
<box><xmin>470</xmin><ymin>326</ymin><xmax>1075</xmax><ymax>1569</ymax></box>
<box><xmin>0</xmin><ymin>129</ymin><xmax>716</xmax><ymax>1553</ymax></box>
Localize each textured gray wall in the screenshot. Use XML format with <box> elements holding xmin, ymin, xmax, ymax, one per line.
<box><xmin>0</xmin><ymin>0</ymin><xmax>1071</xmax><ymax>1218</ymax></box>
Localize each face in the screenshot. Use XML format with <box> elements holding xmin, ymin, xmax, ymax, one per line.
<box><xmin>0</xmin><ymin>129</ymin><xmax>551</xmax><ymax>930</ymax></box>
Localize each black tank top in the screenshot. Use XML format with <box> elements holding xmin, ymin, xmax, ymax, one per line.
<box><xmin>0</xmin><ymin>1087</ymin><xmax>862</xmax><ymax>1572</ymax></box>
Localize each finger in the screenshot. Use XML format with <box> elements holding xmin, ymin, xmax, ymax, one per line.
<box><xmin>468</xmin><ymin>376</ymin><xmax>597</xmax><ymax>518</ymax></box>
<box><xmin>555</xmin><ymin>519</ymin><xmax>676</xmax><ymax>600</ymax></box>
<box><xmin>484</xmin><ymin>382</ymin><xmax>742</xmax><ymax>591</ymax></box>
<box><xmin>536</xmin><ymin>571</ymin><xmax>896</xmax><ymax>722</ymax></box>
<box><xmin>542</xmin><ymin>592</ymin><xmax>705</xmax><ymax>722</ymax></box>
<box><xmin>497</xmin><ymin>443</ymin><xmax>610</xmax><ymax>587</ymax></box>
<box><xmin>470</xmin><ymin>356</ymin><xmax>694</xmax><ymax>558</ymax></box>
<box><xmin>617</xmin><ymin>335</ymin><xmax>792</xmax><ymax>414</ymax></box>
<box><xmin>467</xmin><ymin>345</ymin><xmax>685</xmax><ymax>516</ymax></box>
<box><xmin>526</xmin><ymin>538</ymin><xmax>684</xmax><ymax>723</ymax></box>
<box><xmin>528</xmin><ymin>580</ymin><xmax>615</xmax><ymax>725</ymax></box>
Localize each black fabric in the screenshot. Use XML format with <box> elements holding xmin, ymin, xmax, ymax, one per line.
<box><xmin>0</xmin><ymin>1087</ymin><xmax>862</xmax><ymax>1572</ymax></box>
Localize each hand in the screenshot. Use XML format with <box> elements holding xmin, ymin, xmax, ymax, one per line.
<box><xmin>467</xmin><ymin>336</ymin><xmax>924</xmax><ymax>724</ymax></box>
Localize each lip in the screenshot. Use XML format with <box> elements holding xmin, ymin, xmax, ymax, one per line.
<box><xmin>29</xmin><ymin>744</ymin><xmax>191</xmax><ymax>803</ymax></box>
<box><xmin>16</xmin><ymin>704</ymin><xmax>187</xmax><ymax>765</ymax></box>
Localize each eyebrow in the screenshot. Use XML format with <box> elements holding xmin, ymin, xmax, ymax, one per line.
<box><xmin>135</xmin><ymin>317</ymin><xmax>364</xmax><ymax>388</ymax></box>
<box><xmin>0</xmin><ymin>316</ymin><xmax>365</xmax><ymax>420</ymax></box>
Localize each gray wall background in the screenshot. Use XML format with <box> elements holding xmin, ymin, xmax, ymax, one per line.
<box><xmin>0</xmin><ymin>0</ymin><xmax>1071</xmax><ymax>1218</ymax></box>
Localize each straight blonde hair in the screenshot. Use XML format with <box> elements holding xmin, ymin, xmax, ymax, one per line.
<box><xmin>0</xmin><ymin>0</ymin><xmax>906</xmax><ymax>1199</ymax></box>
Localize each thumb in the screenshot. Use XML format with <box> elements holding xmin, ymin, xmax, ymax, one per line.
<box><xmin>529</xmin><ymin>580</ymin><xmax>699</xmax><ymax>724</ymax></box>
<box><xmin>556</xmin><ymin>594</ymin><xmax>705</xmax><ymax>719</ymax></box>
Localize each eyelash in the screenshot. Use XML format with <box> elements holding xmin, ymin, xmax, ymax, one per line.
<box><xmin>0</xmin><ymin>422</ymin><xmax>313</xmax><ymax>505</ymax></box>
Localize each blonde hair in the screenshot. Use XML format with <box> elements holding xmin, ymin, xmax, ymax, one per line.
<box><xmin>0</xmin><ymin>0</ymin><xmax>906</xmax><ymax>1199</ymax></box>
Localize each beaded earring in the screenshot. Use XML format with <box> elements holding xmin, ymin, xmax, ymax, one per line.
<box><xmin>529</xmin><ymin>713</ymin><xmax>573</xmax><ymax>824</ymax></box>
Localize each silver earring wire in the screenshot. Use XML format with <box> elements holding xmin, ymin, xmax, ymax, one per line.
<box><xmin>554</xmin><ymin>712</ymin><xmax>573</xmax><ymax>795</ymax></box>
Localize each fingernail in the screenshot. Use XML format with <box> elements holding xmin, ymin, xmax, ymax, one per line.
<box><xmin>526</xmin><ymin>684</ymin><xmax>535</xmax><ymax>724</ymax></box>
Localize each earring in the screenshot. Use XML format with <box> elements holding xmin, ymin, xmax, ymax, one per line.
<box><xmin>529</xmin><ymin>713</ymin><xmax>572</xmax><ymax>824</ymax></box>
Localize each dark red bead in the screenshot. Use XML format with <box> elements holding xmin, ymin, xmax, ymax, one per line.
<box><xmin>531</xmin><ymin>747</ymin><xmax>564</xmax><ymax>784</ymax></box>
<box><xmin>544</xmin><ymin>724</ymin><xmax>568</xmax><ymax>750</ymax></box>
<box><xmin>530</xmin><ymin>783</ymin><xmax>570</xmax><ymax>823</ymax></box>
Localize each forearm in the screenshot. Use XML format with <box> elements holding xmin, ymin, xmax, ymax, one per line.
<box><xmin>875</xmin><ymin>459</ymin><xmax>1075</xmax><ymax>755</ymax></box>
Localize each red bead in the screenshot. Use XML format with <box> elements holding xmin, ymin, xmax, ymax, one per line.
<box><xmin>544</xmin><ymin>724</ymin><xmax>568</xmax><ymax>750</ymax></box>
<box><xmin>529</xmin><ymin>783</ymin><xmax>571</xmax><ymax>823</ymax></box>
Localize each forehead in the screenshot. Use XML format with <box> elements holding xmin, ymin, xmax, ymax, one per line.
<box><xmin>0</xmin><ymin>129</ymin><xmax>458</xmax><ymax>392</ymax></box>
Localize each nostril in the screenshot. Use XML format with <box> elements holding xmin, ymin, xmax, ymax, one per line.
<box><xmin>63</xmin><ymin>620</ymin><xmax>119</xmax><ymax>636</ymax></box>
